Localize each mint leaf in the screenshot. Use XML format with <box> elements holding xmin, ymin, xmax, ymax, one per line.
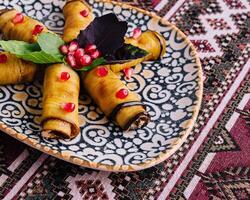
<box><xmin>37</xmin><ymin>33</ymin><xmax>64</xmax><ymax>57</ymax></box>
<box><xmin>76</xmin><ymin>57</ymin><xmax>106</xmax><ymax>72</ymax></box>
<box><xmin>0</xmin><ymin>40</ymin><xmax>40</xmax><ymax>54</ymax></box>
<box><xmin>15</xmin><ymin>51</ymin><xmax>63</xmax><ymax>64</ymax></box>
<box><xmin>0</xmin><ymin>33</ymin><xmax>65</xmax><ymax>64</ymax></box>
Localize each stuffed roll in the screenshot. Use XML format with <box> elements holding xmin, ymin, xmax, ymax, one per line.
<box><xmin>110</xmin><ymin>30</ymin><xmax>166</xmax><ymax>72</ymax></box>
<box><xmin>0</xmin><ymin>52</ymin><xmax>37</xmax><ymax>85</ymax></box>
<box><xmin>41</xmin><ymin>63</ymin><xmax>80</xmax><ymax>139</ymax></box>
<box><xmin>82</xmin><ymin>66</ymin><xmax>149</xmax><ymax>130</ymax></box>
<box><xmin>0</xmin><ymin>9</ymin><xmax>50</xmax><ymax>42</ymax></box>
<box><xmin>109</xmin><ymin>57</ymin><xmax>145</xmax><ymax>73</ymax></box>
<box><xmin>63</xmin><ymin>0</ymin><xmax>94</xmax><ymax>42</ymax></box>
<box><xmin>125</xmin><ymin>30</ymin><xmax>166</xmax><ymax>61</ymax></box>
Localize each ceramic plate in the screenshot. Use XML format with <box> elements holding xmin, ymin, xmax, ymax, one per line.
<box><xmin>0</xmin><ymin>0</ymin><xmax>203</xmax><ymax>171</ymax></box>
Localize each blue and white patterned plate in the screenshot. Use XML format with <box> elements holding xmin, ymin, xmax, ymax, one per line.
<box><xmin>0</xmin><ymin>0</ymin><xmax>203</xmax><ymax>171</ymax></box>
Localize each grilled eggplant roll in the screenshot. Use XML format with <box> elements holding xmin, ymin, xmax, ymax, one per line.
<box><xmin>63</xmin><ymin>0</ymin><xmax>94</xmax><ymax>42</ymax></box>
<box><xmin>110</xmin><ymin>30</ymin><xmax>166</xmax><ymax>72</ymax></box>
<box><xmin>109</xmin><ymin>57</ymin><xmax>145</xmax><ymax>73</ymax></box>
<box><xmin>41</xmin><ymin>63</ymin><xmax>80</xmax><ymax>139</ymax></box>
<box><xmin>82</xmin><ymin>66</ymin><xmax>149</xmax><ymax>130</ymax></box>
<box><xmin>125</xmin><ymin>30</ymin><xmax>166</xmax><ymax>60</ymax></box>
<box><xmin>0</xmin><ymin>52</ymin><xmax>37</xmax><ymax>85</ymax></box>
<box><xmin>0</xmin><ymin>9</ymin><xmax>50</xmax><ymax>42</ymax></box>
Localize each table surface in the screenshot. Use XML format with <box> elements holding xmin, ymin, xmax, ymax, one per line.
<box><xmin>0</xmin><ymin>0</ymin><xmax>249</xmax><ymax>199</ymax></box>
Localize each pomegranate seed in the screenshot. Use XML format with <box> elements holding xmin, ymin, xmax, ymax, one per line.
<box><xmin>116</xmin><ymin>88</ymin><xmax>129</xmax><ymax>99</ymax></box>
<box><xmin>133</xmin><ymin>27</ymin><xmax>142</xmax><ymax>39</ymax></box>
<box><xmin>32</xmin><ymin>24</ymin><xmax>44</xmax><ymax>36</ymax></box>
<box><xmin>60</xmin><ymin>72</ymin><xmax>70</xmax><ymax>81</ymax></box>
<box><xmin>84</xmin><ymin>44</ymin><xmax>97</xmax><ymax>53</ymax></box>
<box><xmin>80</xmin><ymin>54</ymin><xmax>92</xmax><ymax>66</ymax></box>
<box><xmin>80</xmin><ymin>9</ymin><xmax>89</xmax><ymax>17</ymax></box>
<box><xmin>75</xmin><ymin>58</ymin><xmax>82</xmax><ymax>68</ymax></box>
<box><xmin>59</xmin><ymin>45</ymin><xmax>69</xmax><ymax>55</ymax></box>
<box><xmin>74</xmin><ymin>48</ymin><xmax>85</xmax><ymax>60</ymax></box>
<box><xmin>68</xmin><ymin>51</ymin><xmax>75</xmax><ymax>56</ymax></box>
<box><xmin>68</xmin><ymin>41</ymin><xmax>79</xmax><ymax>52</ymax></box>
<box><xmin>0</xmin><ymin>54</ymin><xmax>7</xmax><ymax>63</ymax></box>
<box><xmin>74</xmin><ymin>49</ymin><xmax>85</xmax><ymax>67</ymax></box>
<box><xmin>123</xmin><ymin>68</ymin><xmax>134</xmax><ymax>79</ymax></box>
<box><xmin>61</xmin><ymin>102</ymin><xmax>75</xmax><ymax>112</ymax></box>
<box><xmin>96</xmin><ymin>66</ymin><xmax>108</xmax><ymax>77</ymax></box>
<box><xmin>12</xmin><ymin>13</ymin><xmax>24</xmax><ymax>24</ymax></box>
<box><xmin>90</xmin><ymin>50</ymin><xmax>101</xmax><ymax>59</ymax></box>
<box><xmin>66</xmin><ymin>55</ymin><xmax>76</xmax><ymax>67</ymax></box>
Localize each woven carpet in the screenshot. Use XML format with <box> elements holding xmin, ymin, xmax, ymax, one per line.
<box><xmin>0</xmin><ymin>0</ymin><xmax>249</xmax><ymax>199</ymax></box>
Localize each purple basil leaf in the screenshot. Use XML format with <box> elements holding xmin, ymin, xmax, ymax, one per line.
<box><xmin>77</xmin><ymin>13</ymin><xmax>128</xmax><ymax>56</ymax></box>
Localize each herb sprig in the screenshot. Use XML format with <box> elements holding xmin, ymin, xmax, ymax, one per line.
<box><xmin>0</xmin><ymin>33</ymin><xmax>64</xmax><ymax>64</ymax></box>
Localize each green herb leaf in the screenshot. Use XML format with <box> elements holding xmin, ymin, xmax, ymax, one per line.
<box><xmin>76</xmin><ymin>57</ymin><xmax>106</xmax><ymax>72</ymax></box>
<box><xmin>0</xmin><ymin>40</ymin><xmax>40</xmax><ymax>54</ymax></box>
<box><xmin>0</xmin><ymin>33</ymin><xmax>65</xmax><ymax>64</ymax></box>
<box><xmin>37</xmin><ymin>33</ymin><xmax>64</xmax><ymax>57</ymax></box>
<box><xmin>15</xmin><ymin>51</ymin><xmax>63</xmax><ymax>64</ymax></box>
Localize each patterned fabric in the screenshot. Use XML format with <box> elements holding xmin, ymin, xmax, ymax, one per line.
<box><xmin>0</xmin><ymin>0</ymin><xmax>249</xmax><ymax>199</ymax></box>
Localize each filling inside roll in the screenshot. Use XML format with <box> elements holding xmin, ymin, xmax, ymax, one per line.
<box><xmin>0</xmin><ymin>9</ymin><xmax>50</xmax><ymax>42</ymax></box>
<box><xmin>41</xmin><ymin>63</ymin><xmax>80</xmax><ymax>139</ymax></box>
<box><xmin>63</xmin><ymin>0</ymin><xmax>94</xmax><ymax>42</ymax></box>
<box><xmin>0</xmin><ymin>52</ymin><xmax>37</xmax><ymax>85</ymax></box>
<box><xmin>82</xmin><ymin>66</ymin><xmax>150</xmax><ymax>130</ymax></box>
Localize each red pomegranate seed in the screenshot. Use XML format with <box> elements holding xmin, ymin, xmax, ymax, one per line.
<box><xmin>123</xmin><ymin>68</ymin><xmax>134</xmax><ymax>79</ymax></box>
<box><xmin>133</xmin><ymin>27</ymin><xmax>142</xmax><ymax>39</ymax></box>
<box><xmin>84</xmin><ymin>44</ymin><xmax>97</xmax><ymax>53</ymax></box>
<box><xmin>96</xmin><ymin>66</ymin><xmax>108</xmax><ymax>77</ymax></box>
<box><xmin>74</xmin><ymin>48</ymin><xmax>85</xmax><ymax>60</ymax></box>
<box><xmin>68</xmin><ymin>41</ymin><xmax>79</xmax><ymax>52</ymax></box>
<box><xmin>12</xmin><ymin>13</ymin><xmax>24</xmax><ymax>24</ymax></box>
<box><xmin>59</xmin><ymin>45</ymin><xmax>69</xmax><ymax>55</ymax></box>
<box><xmin>80</xmin><ymin>54</ymin><xmax>92</xmax><ymax>66</ymax></box>
<box><xmin>68</xmin><ymin>51</ymin><xmax>75</xmax><ymax>56</ymax></box>
<box><xmin>61</xmin><ymin>102</ymin><xmax>75</xmax><ymax>112</ymax></box>
<box><xmin>32</xmin><ymin>24</ymin><xmax>43</xmax><ymax>36</ymax></box>
<box><xmin>66</xmin><ymin>55</ymin><xmax>76</xmax><ymax>67</ymax></box>
<box><xmin>60</xmin><ymin>72</ymin><xmax>70</xmax><ymax>81</ymax></box>
<box><xmin>80</xmin><ymin>9</ymin><xmax>89</xmax><ymax>17</ymax></box>
<box><xmin>116</xmin><ymin>88</ymin><xmax>129</xmax><ymax>99</ymax></box>
<box><xmin>75</xmin><ymin>58</ymin><xmax>82</xmax><ymax>68</ymax></box>
<box><xmin>90</xmin><ymin>50</ymin><xmax>101</xmax><ymax>59</ymax></box>
<box><xmin>0</xmin><ymin>54</ymin><xmax>7</xmax><ymax>63</ymax></box>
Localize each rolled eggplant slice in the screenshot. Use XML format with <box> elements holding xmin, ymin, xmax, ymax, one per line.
<box><xmin>110</xmin><ymin>31</ymin><xmax>166</xmax><ymax>73</ymax></box>
<box><xmin>41</xmin><ymin>63</ymin><xmax>80</xmax><ymax>139</ymax></box>
<box><xmin>63</xmin><ymin>0</ymin><xmax>94</xmax><ymax>42</ymax></box>
<box><xmin>0</xmin><ymin>9</ymin><xmax>50</xmax><ymax>42</ymax></box>
<box><xmin>0</xmin><ymin>52</ymin><xmax>37</xmax><ymax>85</ymax></box>
<box><xmin>125</xmin><ymin>30</ymin><xmax>166</xmax><ymax>61</ymax></box>
<box><xmin>110</xmin><ymin>57</ymin><xmax>145</xmax><ymax>73</ymax></box>
<box><xmin>82</xmin><ymin>66</ymin><xmax>150</xmax><ymax>130</ymax></box>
